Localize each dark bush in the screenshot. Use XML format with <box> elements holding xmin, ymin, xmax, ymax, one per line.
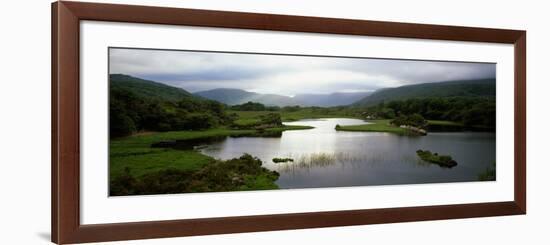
<box><xmin>362</xmin><ymin>97</ymin><xmax>496</xmax><ymax>130</ymax></box>
<box><xmin>230</xmin><ymin>101</ymin><xmax>267</xmax><ymax>111</ymax></box>
<box><xmin>259</xmin><ymin>113</ymin><xmax>282</xmax><ymax>126</ymax></box>
<box><xmin>110</xmin><ymin>154</ymin><xmax>280</xmax><ymax>196</ymax></box>
<box><xmin>391</xmin><ymin>113</ymin><xmax>427</xmax><ymax>128</ymax></box>
<box><xmin>109</xmin><ymin>85</ymin><xmax>231</xmax><ymax>136</ymax></box>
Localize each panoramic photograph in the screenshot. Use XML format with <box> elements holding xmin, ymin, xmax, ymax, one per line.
<box><xmin>108</xmin><ymin>47</ymin><xmax>496</xmax><ymax>196</ymax></box>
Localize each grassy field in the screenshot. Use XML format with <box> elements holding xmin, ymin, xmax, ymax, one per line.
<box><xmin>279</xmin><ymin>108</ymin><xmax>359</xmax><ymax>121</ymax></box>
<box><xmin>230</xmin><ymin>109</ymin><xmax>360</xmax><ymax>127</ymax></box>
<box><xmin>110</xmin><ymin>126</ymin><xmax>311</xmax><ymax>179</ymax></box>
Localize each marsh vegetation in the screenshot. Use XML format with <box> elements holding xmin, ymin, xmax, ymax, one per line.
<box><xmin>416</xmin><ymin>150</ymin><xmax>458</xmax><ymax>168</ymax></box>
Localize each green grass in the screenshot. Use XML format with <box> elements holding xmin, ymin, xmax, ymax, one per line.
<box><xmin>267</xmin><ymin>125</ymin><xmax>313</xmax><ymax>131</ymax></box>
<box><xmin>233</xmin><ymin>118</ymin><xmax>262</xmax><ymax>127</ymax></box>
<box><xmin>230</xmin><ymin>109</ymin><xmax>349</xmax><ymax>127</ymax></box>
<box><xmin>110</xmin><ymin>154</ymin><xmax>280</xmax><ymax>195</ymax></box>
<box><xmin>335</xmin><ymin>120</ymin><xmax>408</xmax><ymax>135</ymax></box>
<box><xmin>240</xmin><ymin>174</ymin><xmax>279</xmax><ymax>190</ymax></box>
<box><xmin>284</xmin><ymin>109</ymin><xmax>362</xmax><ymax>121</ymax></box>
<box><xmin>230</xmin><ymin>111</ymin><xmax>267</xmax><ymax>126</ymax></box>
<box><xmin>280</xmin><ymin>109</ymin><xmax>358</xmax><ymax>121</ymax></box>
<box><xmin>110</xmin><ymin>126</ymin><xmax>311</xmax><ymax>180</ymax></box>
<box><xmin>110</xmin><ymin>125</ymin><xmax>308</xmax><ymax>195</ymax></box>
<box><xmin>110</xmin><ymin>149</ymin><xmax>214</xmax><ymax>179</ymax></box>
<box><xmin>229</xmin><ymin>109</ymin><xmax>360</xmax><ymax>124</ymax></box>
<box><xmin>334</xmin><ymin>120</ymin><xmax>463</xmax><ymax>135</ymax></box>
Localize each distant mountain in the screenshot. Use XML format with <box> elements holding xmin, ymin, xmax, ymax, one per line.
<box><xmin>110</xmin><ymin>74</ymin><xmax>193</xmax><ymax>101</ymax></box>
<box><xmin>293</xmin><ymin>92</ymin><xmax>372</xmax><ymax>107</ymax></box>
<box><xmin>194</xmin><ymin>88</ymin><xmax>302</xmax><ymax>107</ymax></box>
<box><xmin>354</xmin><ymin>78</ymin><xmax>496</xmax><ymax>107</ymax></box>
<box><xmin>195</xmin><ymin>89</ymin><xmax>372</xmax><ymax>107</ymax></box>
<box><xmin>110</xmin><ymin>75</ymin><xmax>495</xmax><ymax>109</ymax></box>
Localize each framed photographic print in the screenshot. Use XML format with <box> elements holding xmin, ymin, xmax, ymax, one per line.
<box><xmin>52</xmin><ymin>1</ymin><xmax>526</xmax><ymax>244</ymax></box>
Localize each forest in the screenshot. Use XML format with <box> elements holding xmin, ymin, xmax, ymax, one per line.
<box><xmin>110</xmin><ymin>87</ymin><xmax>235</xmax><ymax>137</ymax></box>
<box><xmin>360</xmin><ymin>97</ymin><xmax>496</xmax><ymax>130</ymax></box>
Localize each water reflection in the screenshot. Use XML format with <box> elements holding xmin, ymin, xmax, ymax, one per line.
<box><xmin>199</xmin><ymin>118</ymin><xmax>496</xmax><ymax>189</ymax></box>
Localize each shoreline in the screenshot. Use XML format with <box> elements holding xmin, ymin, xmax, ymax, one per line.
<box><xmin>110</xmin><ymin>116</ymin><xmax>486</xmax><ymax>195</ymax></box>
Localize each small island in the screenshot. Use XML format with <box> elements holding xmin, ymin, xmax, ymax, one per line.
<box><xmin>335</xmin><ymin>114</ymin><xmax>429</xmax><ymax>136</ymax></box>
<box><xmin>272</xmin><ymin>157</ymin><xmax>294</xmax><ymax>163</ymax></box>
<box><xmin>416</xmin><ymin>150</ymin><xmax>458</xmax><ymax>168</ymax></box>
<box><xmin>335</xmin><ymin>120</ymin><xmax>409</xmax><ymax>134</ymax></box>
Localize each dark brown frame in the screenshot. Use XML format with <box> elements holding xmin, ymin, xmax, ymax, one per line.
<box><xmin>52</xmin><ymin>1</ymin><xmax>526</xmax><ymax>244</ymax></box>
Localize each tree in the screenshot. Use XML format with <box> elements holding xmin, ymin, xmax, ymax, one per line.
<box><xmin>109</xmin><ymin>98</ymin><xmax>136</xmax><ymax>137</ymax></box>
<box><xmin>259</xmin><ymin>113</ymin><xmax>282</xmax><ymax>126</ymax></box>
<box><xmin>407</xmin><ymin>113</ymin><xmax>427</xmax><ymax>128</ymax></box>
<box><xmin>230</xmin><ymin>101</ymin><xmax>266</xmax><ymax>111</ymax></box>
<box><xmin>390</xmin><ymin>113</ymin><xmax>426</xmax><ymax>128</ymax></box>
<box><xmin>361</xmin><ymin>97</ymin><xmax>495</xmax><ymax>130</ymax></box>
<box><xmin>183</xmin><ymin>114</ymin><xmax>218</xmax><ymax>130</ymax></box>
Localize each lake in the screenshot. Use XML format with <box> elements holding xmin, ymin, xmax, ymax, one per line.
<box><xmin>200</xmin><ymin>118</ymin><xmax>496</xmax><ymax>189</ymax></box>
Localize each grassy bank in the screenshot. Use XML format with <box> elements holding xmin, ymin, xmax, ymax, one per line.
<box><xmin>334</xmin><ymin>120</ymin><xmax>409</xmax><ymax>135</ymax></box>
<box><xmin>230</xmin><ymin>109</ymin><xmax>360</xmax><ymax>127</ymax></box>
<box><xmin>110</xmin><ymin>125</ymin><xmax>313</xmax><ymax>195</ymax></box>
<box><xmin>111</xmin><ymin>154</ymin><xmax>280</xmax><ymax>196</ymax></box>
<box><xmin>110</xmin><ymin>126</ymin><xmax>311</xmax><ymax>179</ymax></box>
<box><xmin>334</xmin><ymin>119</ymin><xmax>464</xmax><ymax>135</ymax></box>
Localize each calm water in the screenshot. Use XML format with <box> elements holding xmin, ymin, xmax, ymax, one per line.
<box><xmin>200</xmin><ymin>118</ymin><xmax>496</xmax><ymax>189</ymax></box>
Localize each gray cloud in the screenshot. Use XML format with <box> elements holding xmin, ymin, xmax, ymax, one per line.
<box><xmin>109</xmin><ymin>48</ymin><xmax>495</xmax><ymax>96</ymax></box>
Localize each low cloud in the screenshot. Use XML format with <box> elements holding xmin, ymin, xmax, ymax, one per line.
<box><xmin>110</xmin><ymin>48</ymin><xmax>495</xmax><ymax>96</ymax></box>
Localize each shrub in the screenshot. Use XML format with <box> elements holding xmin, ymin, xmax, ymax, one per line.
<box><xmin>109</xmin><ymin>112</ymin><xmax>136</xmax><ymax>137</ymax></box>
<box><xmin>259</xmin><ymin>113</ymin><xmax>282</xmax><ymax>126</ymax></box>
<box><xmin>110</xmin><ymin>154</ymin><xmax>280</xmax><ymax>196</ymax></box>
<box><xmin>391</xmin><ymin>114</ymin><xmax>427</xmax><ymax>128</ymax></box>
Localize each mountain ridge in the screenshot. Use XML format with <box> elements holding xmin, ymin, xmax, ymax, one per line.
<box><xmin>354</xmin><ymin>78</ymin><xmax>496</xmax><ymax>107</ymax></box>
<box><xmin>109</xmin><ymin>74</ymin><xmax>193</xmax><ymax>101</ymax></box>
<box><xmin>109</xmin><ymin>74</ymin><xmax>496</xmax><ymax>109</ymax></box>
<box><xmin>194</xmin><ymin>88</ymin><xmax>301</xmax><ymax>107</ymax></box>
<box><xmin>294</xmin><ymin>91</ymin><xmax>372</xmax><ymax>107</ymax></box>
<box><xmin>194</xmin><ymin>88</ymin><xmax>372</xmax><ymax>107</ymax></box>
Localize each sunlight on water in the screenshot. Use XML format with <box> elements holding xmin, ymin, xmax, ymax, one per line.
<box><xmin>275</xmin><ymin>151</ymin><xmax>387</xmax><ymax>174</ymax></box>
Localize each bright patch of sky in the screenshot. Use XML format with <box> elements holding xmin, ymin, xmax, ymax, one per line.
<box><xmin>110</xmin><ymin>48</ymin><xmax>495</xmax><ymax>96</ymax></box>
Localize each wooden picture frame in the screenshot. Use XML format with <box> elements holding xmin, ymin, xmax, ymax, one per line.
<box><xmin>51</xmin><ymin>1</ymin><xmax>526</xmax><ymax>244</ymax></box>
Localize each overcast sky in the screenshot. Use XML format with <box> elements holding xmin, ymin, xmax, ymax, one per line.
<box><xmin>109</xmin><ymin>48</ymin><xmax>495</xmax><ymax>97</ymax></box>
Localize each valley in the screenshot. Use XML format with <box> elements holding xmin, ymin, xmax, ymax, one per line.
<box><xmin>109</xmin><ymin>74</ymin><xmax>496</xmax><ymax>195</ymax></box>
